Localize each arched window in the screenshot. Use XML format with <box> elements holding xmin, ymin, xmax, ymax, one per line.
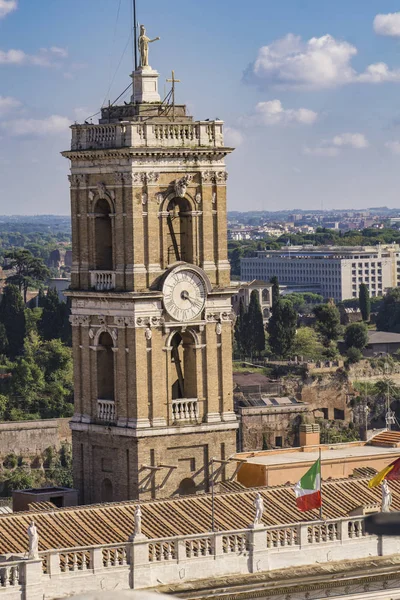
<box><xmin>95</xmin><ymin>198</ymin><xmax>113</xmax><ymax>270</ymax></box>
<box><xmin>101</xmin><ymin>478</ymin><xmax>113</xmax><ymax>503</ymax></box>
<box><xmin>178</xmin><ymin>477</ymin><xmax>196</xmax><ymax>496</ymax></box>
<box><xmin>97</xmin><ymin>331</ymin><xmax>114</xmax><ymax>400</ymax></box>
<box><xmin>170</xmin><ymin>331</ymin><xmax>197</xmax><ymax>399</ymax></box>
<box><xmin>262</xmin><ymin>288</ymin><xmax>270</xmax><ymax>303</ymax></box>
<box><xmin>166</xmin><ymin>198</ymin><xmax>193</xmax><ymax>264</ymax></box>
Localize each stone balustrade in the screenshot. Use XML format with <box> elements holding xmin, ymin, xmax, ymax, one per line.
<box><xmin>90</xmin><ymin>271</ymin><xmax>115</xmax><ymax>291</ymax></box>
<box><xmin>1</xmin><ymin>516</ymin><xmax>399</xmax><ymax>600</ymax></box>
<box><xmin>70</xmin><ymin>121</ymin><xmax>224</xmax><ymax>151</ymax></box>
<box><xmin>97</xmin><ymin>400</ymin><xmax>116</xmax><ymax>422</ymax></box>
<box><xmin>171</xmin><ymin>398</ymin><xmax>198</xmax><ymax>422</ymax></box>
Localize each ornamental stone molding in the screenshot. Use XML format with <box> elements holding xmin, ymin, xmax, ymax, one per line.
<box><xmin>206</xmin><ymin>311</ymin><xmax>232</xmax><ymax>323</ymax></box>
<box><xmin>195</xmin><ymin>192</ymin><xmax>202</xmax><ymax>204</ymax></box>
<box><xmin>174</xmin><ymin>174</ymin><xmax>193</xmax><ymax>198</ymax></box>
<box><xmin>201</xmin><ymin>171</ymin><xmax>228</xmax><ymax>185</ymax></box>
<box><xmin>113</xmin><ymin>172</ymin><xmax>125</xmax><ymax>185</ymax></box>
<box><xmin>212</xmin><ymin>192</ymin><xmax>217</xmax><ymax>204</ymax></box>
<box><xmin>145</xmin><ymin>327</ymin><xmax>152</xmax><ymax>340</ymax></box>
<box><xmin>146</xmin><ymin>172</ymin><xmax>160</xmax><ymax>185</ymax></box>
<box><xmin>141</xmin><ymin>193</ymin><xmax>148</xmax><ymax>205</ymax></box>
<box><xmin>136</xmin><ymin>316</ymin><xmax>164</xmax><ymax>328</ymax></box>
<box><xmin>216</xmin><ymin>323</ymin><xmax>222</xmax><ymax>336</ymax></box>
<box><xmin>70</xmin><ymin>315</ymin><xmax>90</xmax><ymax>326</ymax></box>
<box><xmin>155</xmin><ymin>192</ymin><xmax>164</xmax><ymax>205</ymax></box>
<box><xmin>68</xmin><ymin>174</ymin><xmax>89</xmax><ymax>187</ymax></box>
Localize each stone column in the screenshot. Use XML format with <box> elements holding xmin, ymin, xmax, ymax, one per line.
<box><xmin>124</xmin><ymin>177</ymin><xmax>135</xmax><ymax>290</ymax></box>
<box><xmin>79</xmin><ymin>191</ymin><xmax>91</xmax><ymax>289</ymax></box>
<box><xmin>215</xmin><ymin>180</ymin><xmax>230</xmax><ymax>287</ymax></box>
<box><xmin>201</xmin><ymin>181</ymin><xmax>217</xmax><ymax>286</ymax></box>
<box><xmin>115</xmin><ymin>325</ymin><xmax>127</xmax><ymax>425</ymax></box>
<box><xmin>151</xmin><ymin>329</ymin><xmax>167</xmax><ymax>427</ymax></box>
<box><xmin>71</xmin><ymin>321</ymin><xmax>82</xmax><ymax>417</ymax></box>
<box><xmin>128</xmin><ymin>326</ymin><xmax>150</xmax><ymax>428</ymax></box>
<box><xmin>80</xmin><ymin>318</ymin><xmax>92</xmax><ymax>422</ymax></box>
<box><xmin>132</xmin><ymin>179</ymin><xmax>147</xmax><ymax>290</ymax></box>
<box><xmin>220</xmin><ymin>321</ymin><xmax>235</xmax><ymax>421</ymax></box>
<box><xmin>204</xmin><ymin>322</ymin><xmax>220</xmax><ymax>422</ymax></box>
<box><xmin>69</xmin><ymin>183</ymin><xmax>80</xmax><ymax>289</ymax></box>
<box><xmin>146</xmin><ymin>175</ymin><xmax>161</xmax><ymax>283</ymax></box>
<box><xmin>113</xmin><ymin>182</ymin><xmax>126</xmax><ymax>290</ymax></box>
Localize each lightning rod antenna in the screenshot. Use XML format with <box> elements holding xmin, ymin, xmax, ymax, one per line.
<box><xmin>133</xmin><ymin>0</ymin><xmax>138</xmax><ymax>70</ymax></box>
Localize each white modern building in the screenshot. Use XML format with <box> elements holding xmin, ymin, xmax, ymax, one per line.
<box><xmin>240</xmin><ymin>245</ymin><xmax>400</xmax><ymax>302</ymax></box>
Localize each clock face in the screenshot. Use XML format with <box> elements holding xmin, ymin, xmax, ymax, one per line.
<box><xmin>163</xmin><ymin>269</ymin><xmax>206</xmax><ymax>322</ymax></box>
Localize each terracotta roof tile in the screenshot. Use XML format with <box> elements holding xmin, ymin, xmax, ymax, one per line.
<box><xmin>0</xmin><ymin>476</ymin><xmax>396</xmax><ymax>554</ymax></box>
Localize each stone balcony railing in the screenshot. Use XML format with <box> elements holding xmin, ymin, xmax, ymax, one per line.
<box><xmin>70</xmin><ymin>121</ymin><xmax>224</xmax><ymax>151</ymax></box>
<box><xmin>2</xmin><ymin>516</ymin><xmax>400</xmax><ymax>600</ymax></box>
<box><xmin>97</xmin><ymin>399</ymin><xmax>116</xmax><ymax>422</ymax></box>
<box><xmin>90</xmin><ymin>271</ymin><xmax>115</xmax><ymax>291</ymax></box>
<box><xmin>172</xmin><ymin>398</ymin><xmax>198</xmax><ymax>422</ymax></box>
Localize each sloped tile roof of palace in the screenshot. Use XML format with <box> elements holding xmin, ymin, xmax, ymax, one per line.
<box><xmin>1</xmin><ymin>476</ymin><xmax>400</xmax><ymax>554</ymax></box>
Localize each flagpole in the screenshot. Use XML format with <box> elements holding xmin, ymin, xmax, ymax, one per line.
<box><xmin>319</xmin><ymin>447</ymin><xmax>323</xmax><ymax>520</ymax></box>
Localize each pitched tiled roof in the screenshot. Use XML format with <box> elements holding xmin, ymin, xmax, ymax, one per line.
<box><xmin>1</xmin><ymin>476</ymin><xmax>399</xmax><ymax>555</ymax></box>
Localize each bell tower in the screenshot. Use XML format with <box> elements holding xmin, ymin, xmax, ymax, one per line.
<box><xmin>63</xmin><ymin>31</ymin><xmax>238</xmax><ymax>504</ymax></box>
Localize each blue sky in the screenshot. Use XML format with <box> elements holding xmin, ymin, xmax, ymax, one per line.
<box><xmin>1</xmin><ymin>1</ymin><xmax>400</xmax><ymax>214</ymax></box>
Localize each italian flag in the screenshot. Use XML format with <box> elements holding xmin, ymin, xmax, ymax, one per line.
<box><xmin>294</xmin><ymin>459</ymin><xmax>322</xmax><ymax>512</ymax></box>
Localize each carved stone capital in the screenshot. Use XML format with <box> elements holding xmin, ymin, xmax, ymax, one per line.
<box><xmin>70</xmin><ymin>315</ymin><xmax>90</xmax><ymax>326</ymax></box>
<box><xmin>145</xmin><ymin>172</ymin><xmax>160</xmax><ymax>185</ymax></box>
<box><xmin>69</xmin><ymin>174</ymin><xmax>88</xmax><ymax>188</ymax></box>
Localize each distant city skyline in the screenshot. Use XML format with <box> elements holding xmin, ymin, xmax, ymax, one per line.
<box><xmin>1</xmin><ymin>1</ymin><xmax>400</xmax><ymax>213</ymax></box>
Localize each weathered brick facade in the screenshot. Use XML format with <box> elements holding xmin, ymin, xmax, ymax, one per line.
<box><xmin>63</xmin><ymin>68</ymin><xmax>238</xmax><ymax>503</ymax></box>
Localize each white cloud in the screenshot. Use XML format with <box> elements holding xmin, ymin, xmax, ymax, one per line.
<box><xmin>245</xmin><ymin>33</ymin><xmax>400</xmax><ymax>89</ymax></box>
<box><xmin>224</xmin><ymin>126</ymin><xmax>244</xmax><ymax>147</ymax></box>
<box><xmin>385</xmin><ymin>141</ymin><xmax>400</xmax><ymax>154</ymax></box>
<box><xmin>357</xmin><ymin>62</ymin><xmax>400</xmax><ymax>83</ymax></box>
<box><xmin>303</xmin><ymin>145</ymin><xmax>340</xmax><ymax>157</ymax></box>
<box><xmin>245</xmin><ymin>34</ymin><xmax>357</xmax><ymax>89</ymax></box>
<box><xmin>1</xmin><ymin>115</ymin><xmax>71</xmax><ymax>136</ymax></box>
<box><xmin>49</xmin><ymin>46</ymin><xmax>68</xmax><ymax>58</ymax></box>
<box><xmin>304</xmin><ymin>133</ymin><xmax>369</xmax><ymax>157</ymax></box>
<box><xmin>250</xmin><ymin>100</ymin><xmax>318</xmax><ymax>125</ymax></box>
<box><xmin>0</xmin><ymin>46</ymin><xmax>68</xmax><ymax>67</ymax></box>
<box><xmin>332</xmin><ymin>133</ymin><xmax>369</xmax><ymax>149</ymax></box>
<box><xmin>374</xmin><ymin>12</ymin><xmax>400</xmax><ymax>37</ymax></box>
<box><xmin>0</xmin><ymin>0</ymin><xmax>17</xmax><ymax>19</ymax></box>
<box><xmin>0</xmin><ymin>96</ymin><xmax>21</xmax><ymax>116</ymax></box>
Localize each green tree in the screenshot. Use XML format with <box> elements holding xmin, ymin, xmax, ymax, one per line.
<box><xmin>0</xmin><ymin>323</ymin><xmax>8</xmax><ymax>356</ymax></box>
<box><xmin>376</xmin><ymin>289</ymin><xmax>400</xmax><ymax>332</ymax></box>
<box><xmin>344</xmin><ymin>322</ymin><xmax>368</xmax><ymax>350</ymax></box>
<box><xmin>359</xmin><ymin>283</ymin><xmax>371</xmax><ymax>322</ymax></box>
<box><xmin>8</xmin><ymin>334</ymin><xmax>73</xmax><ymax>419</ymax></box>
<box><xmin>292</xmin><ymin>327</ymin><xmax>324</xmax><ymax>360</ymax></box>
<box><xmin>4</xmin><ymin>249</ymin><xmax>49</xmax><ymax>303</ymax></box>
<box><xmin>39</xmin><ymin>287</ymin><xmax>62</xmax><ymax>341</ymax></box>
<box><xmin>313</xmin><ymin>303</ymin><xmax>342</xmax><ymax>346</ymax></box>
<box><xmin>270</xmin><ymin>275</ymin><xmax>280</xmax><ymax>309</ymax></box>
<box><xmin>234</xmin><ymin>299</ymin><xmax>245</xmax><ymax>357</ymax></box>
<box><xmin>246</xmin><ymin>290</ymin><xmax>265</xmax><ymax>357</ymax></box>
<box><xmin>346</xmin><ymin>346</ymin><xmax>363</xmax><ymax>365</ymax></box>
<box><xmin>0</xmin><ymin>285</ymin><xmax>26</xmax><ymax>358</ymax></box>
<box><xmin>268</xmin><ymin>299</ymin><xmax>297</xmax><ymax>357</ymax></box>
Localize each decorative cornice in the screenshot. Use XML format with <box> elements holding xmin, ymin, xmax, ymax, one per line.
<box><xmin>62</xmin><ymin>148</ymin><xmax>232</xmax><ymax>161</ymax></box>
